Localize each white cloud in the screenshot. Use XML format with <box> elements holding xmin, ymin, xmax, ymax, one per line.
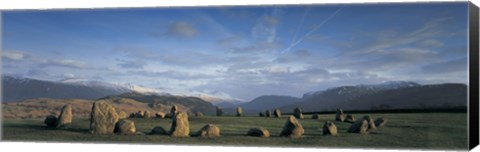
<box><xmin>2</xmin><ymin>51</ymin><xmax>29</xmax><ymax>61</ymax></box>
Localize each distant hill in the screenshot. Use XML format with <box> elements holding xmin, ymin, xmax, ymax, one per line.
<box><xmin>2</xmin><ymin>75</ymin><xmax>128</xmax><ymax>102</ymax></box>
<box><xmin>101</xmin><ymin>92</ymin><xmax>216</xmax><ymax>115</ymax></box>
<box><xmin>238</xmin><ymin>95</ymin><xmax>301</xmax><ymax>113</ymax></box>
<box><xmin>281</xmin><ymin>82</ymin><xmax>467</xmax><ymax>112</ymax></box>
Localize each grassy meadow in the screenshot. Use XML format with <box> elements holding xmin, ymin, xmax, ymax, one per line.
<box><xmin>1</xmin><ymin>113</ymin><xmax>468</xmax><ymax>150</ymax></box>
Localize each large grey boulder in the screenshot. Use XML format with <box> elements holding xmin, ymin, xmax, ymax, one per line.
<box><xmin>265</xmin><ymin>110</ymin><xmax>272</xmax><ymax>117</ymax></box>
<box><xmin>247</xmin><ymin>128</ymin><xmax>270</xmax><ymax>137</ymax></box>
<box><xmin>280</xmin><ymin>116</ymin><xmax>304</xmax><ymax>138</ymax></box>
<box><xmin>151</xmin><ymin>126</ymin><xmax>167</xmax><ymax>135</ymax></box>
<box><xmin>196</xmin><ymin>124</ymin><xmax>220</xmax><ymax>137</ymax></box>
<box><xmin>335</xmin><ymin>108</ymin><xmax>345</xmax><ymax>122</ymax></box>
<box><xmin>89</xmin><ymin>100</ymin><xmax>119</xmax><ymax>134</ymax></box>
<box><xmin>323</xmin><ymin>121</ymin><xmax>338</xmax><ymax>136</ymax></box>
<box><xmin>293</xmin><ymin>108</ymin><xmax>304</xmax><ymax>119</ymax></box>
<box><xmin>236</xmin><ymin>107</ymin><xmax>243</xmax><ymax>117</ymax></box>
<box><xmin>56</xmin><ymin>104</ymin><xmax>73</xmax><ymax>128</ymax></box>
<box><xmin>274</xmin><ymin>108</ymin><xmax>282</xmax><ymax>118</ymax></box>
<box><xmin>345</xmin><ymin>114</ymin><xmax>356</xmax><ymax>123</ymax></box>
<box><xmin>114</xmin><ymin>120</ymin><xmax>136</xmax><ymax>135</ymax></box>
<box><xmin>44</xmin><ymin>115</ymin><xmax>57</xmax><ymax>127</ymax></box>
<box><xmin>169</xmin><ymin>112</ymin><xmax>190</xmax><ymax>137</ymax></box>
<box><xmin>374</xmin><ymin>117</ymin><xmax>387</xmax><ymax>127</ymax></box>
<box><xmin>347</xmin><ymin>119</ymin><xmax>369</xmax><ymax>134</ymax></box>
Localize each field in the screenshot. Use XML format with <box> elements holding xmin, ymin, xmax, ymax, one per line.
<box><xmin>1</xmin><ymin>113</ymin><xmax>468</xmax><ymax>150</ymax></box>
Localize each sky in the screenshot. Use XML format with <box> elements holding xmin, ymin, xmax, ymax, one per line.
<box><xmin>1</xmin><ymin>2</ymin><xmax>470</xmax><ymax>101</ymax></box>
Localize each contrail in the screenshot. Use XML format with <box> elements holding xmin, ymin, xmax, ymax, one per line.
<box><xmin>281</xmin><ymin>6</ymin><xmax>345</xmax><ymax>54</ymax></box>
<box><xmin>290</xmin><ymin>7</ymin><xmax>310</xmax><ymax>46</ymax></box>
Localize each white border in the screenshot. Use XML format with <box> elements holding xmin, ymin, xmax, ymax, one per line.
<box><xmin>0</xmin><ymin>0</ymin><xmax>478</xmax><ymax>152</ymax></box>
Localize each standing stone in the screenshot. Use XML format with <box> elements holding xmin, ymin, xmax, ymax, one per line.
<box><xmin>44</xmin><ymin>115</ymin><xmax>57</xmax><ymax>127</ymax></box>
<box><xmin>89</xmin><ymin>100</ymin><xmax>119</xmax><ymax>135</ymax></box>
<box><xmin>362</xmin><ymin>115</ymin><xmax>377</xmax><ymax>130</ymax></box>
<box><xmin>144</xmin><ymin>110</ymin><xmax>152</xmax><ymax>118</ymax></box>
<box><xmin>56</xmin><ymin>104</ymin><xmax>73</xmax><ymax>128</ymax></box>
<box><xmin>312</xmin><ymin>113</ymin><xmax>320</xmax><ymax>119</ymax></box>
<box><xmin>118</xmin><ymin>111</ymin><xmax>127</xmax><ymax>119</ymax></box>
<box><xmin>347</xmin><ymin>119</ymin><xmax>369</xmax><ymax>134</ymax></box>
<box><xmin>335</xmin><ymin>108</ymin><xmax>346</xmax><ymax>122</ymax></box>
<box><xmin>114</xmin><ymin>120</ymin><xmax>136</xmax><ymax>135</ymax></box>
<box><xmin>280</xmin><ymin>116</ymin><xmax>304</xmax><ymax>138</ymax></box>
<box><xmin>274</xmin><ymin>108</ymin><xmax>282</xmax><ymax>118</ymax></box>
<box><xmin>129</xmin><ymin>113</ymin><xmax>135</xmax><ymax>118</ymax></box>
<box><xmin>247</xmin><ymin>128</ymin><xmax>270</xmax><ymax>137</ymax></box>
<box><xmin>170</xmin><ymin>105</ymin><xmax>178</xmax><ymax>117</ymax></box>
<box><xmin>374</xmin><ymin>117</ymin><xmax>387</xmax><ymax>128</ymax></box>
<box><xmin>216</xmin><ymin>106</ymin><xmax>223</xmax><ymax>116</ymax></box>
<box><xmin>345</xmin><ymin>114</ymin><xmax>356</xmax><ymax>123</ymax></box>
<box><xmin>135</xmin><ymin>110</ymin><xmax>144</xmax><ymax>118</ymax></box>
<box><xmin>169</xmin><ymin>112</ymin><xmax>190</xmax><ymax>137</ymax></box>
<box><xmin>155</xmin><ymin>112</ymin><xmax>166</xmax><ymax>118</ymax></box>
<box><xmin>236</xmin><ymin>107</ymin><xmax>243</xmax><ymax>117</ymax></box>
<box><xmin>196</xmin><ymin>124</ymin><xmax>220</xmax><ymax>137</ymax></box>
<box><xmin>293</xmin><ymin>108</ymin><xmax>304</xmax><ymax>119</ymax></box>
<box><xmin>195</xmin><ymin>112</ymin><xmax>204</xmax><ymax>117</ymax></box>
<box><xmin>259</xmin><ymin>112</ymin><xmax>264</xmax><ymax>117</ymax></box>
<box><xmin>323</xmin><ymin>121</ymin><xmax>338</xmax><ymax>136</ymax></box>
<box><xmin>151</xmin><ymin>126</ymin><xmax>167</xmax><ymax>135</ymax></box>
<box><xmin>265</xmin><ymin>110</ymin><xmax>272</xmax><ymax>117</ymax></box>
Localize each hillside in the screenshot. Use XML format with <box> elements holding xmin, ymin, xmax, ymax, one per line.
<box><xmin>239</xmin><ymin>95</ymin><xmax>301</xmax><ymax>113</ymax></box>
<box><xmin>2</xmin><ymin>75</ymin><xmax>128</xmax><ymax>102</ymax></box>
<box><xmin>281</xmin><ymin>83</ymin><xmax>467</xmax><ymax>112</ymax></box>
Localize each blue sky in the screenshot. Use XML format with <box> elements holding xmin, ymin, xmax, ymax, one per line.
<box><xmin>2</xmin><ymin>2</ymin><xmax>469</xmax><ymax>101</ymax></box>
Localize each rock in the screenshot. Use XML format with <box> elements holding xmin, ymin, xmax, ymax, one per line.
<box><xmin>293</xmin><ymin>108</ymin><xmax>304</xmax><ymax>119</ymax></box>
<box><xmin>89</xmin><ymin>100</ymin><xmax>119</xmax><ymax>134</ymax></box>
<box><xmin>265</xmin><ymin>110</ymin><xmax>271</xmax><ymax>117</ymax></box>
<box><xmin>155</xmin><ymin>112</ymin><xmax>166</xmax><ymax>118</ymax></box>
<box><xmin>362</xmin><ymin>115</ymin><xmax>377</xmax><ymax>130</ymax></box>
<box><xmin>312</xmin><ymin>113</ymin><xmax>320</xmax><ymax>119</ymax></box>
<box><xmin>44</xmin><ymin>115</ymin><xmax>57</xmax><ymax>127</ymax></box>
<box><xmin>280</xmin><ymin>116</ymin><xmax>304</xmax><ymax>138</ymax></box>
<box><xmin>129</xmin><ymin>113</ymin><xmax>135</xmax><ymax>118</ymax></box>
<box><xmin>169</xmin><ymin>112</ymin><xmax>190</xmax><ymax>137</ymax></box>
<box><xmin>335</xmin><ymin>109</ymin><xmax>345</xmax><ymax>122</ymax></box>
<box><xmin>196</xmin><ymin>124</ymin><xmax>220</xmax><ymax>137</ymax></box>
<box><xmin>345</xmin><ymin>114</ymin><xmax>356</xmax><ymax>123</ymax></box>
<box><xmin>195</xmin><ymin>112</ymin><xmax>204</xmax><ymax>117</ymax></box>
<box><xmin>118</xmin><ymin>111</ymin><xmax>127</xmax><ymax>119</ymax></box>
<box><xmin>114</xmin><ymin>120</ymin><xmax>136</xmax><ymax>135</ymax></box>
<box><xmin>347</xmin><ymin>119</ymin><xmax>369</xmax><ymax>134</ymax></box>
<box><xmin>247</xmin><ymin>128</ymin><xmax>270</xmax><ymax>137</ymax></box>
<box><xmin>274</xmin><ymin>108</ymin><xmax>282</xmax><ymax>118</ymax></box>
<box><xmin>259</xmin><ymin>112</ymin><xmax>264</xmax><ymax>117</ymax></box>
<box><xmin>151</xmin><ymin>126</ymin><xmax>167</xmax><ymax>135</ymax></box>
<box><xmin>144</xmin><ymin>110</ymin><xmax>152</xmax><ymax>118</ymax></box>
<box><xmin>170</xmin><ymin>105</ymin><xmax>178</xmax><ymax>116</ymax></box>
<box><xmin>56</xmin><ymin>104</ymin><xmax>73</xmax><ymax>128</ymax></box>
<box><xmin>236</xmin><ymin>107</ymin><xmax>243</xmax><ymax>117</ymax></box>
<box><xmin>374</xmin><ymin>117</ymin><xmax>387</xmax><ymax>127</ymax></box>
<box><xmin>323</xmin><ymin>121</ymin><xmax>338</xmax><ymax>136</ymax></box>
<box><xmin>135</xmin><ymin>110</ymin><xmax>144</xmax><ymax>118</ymax></box>
<box><xmin>216</xmin><ymin>106</ymin><xmax>223</xmax><ymax>116</ymax></box>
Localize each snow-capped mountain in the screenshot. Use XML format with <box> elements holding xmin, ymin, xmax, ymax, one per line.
<box><xmin>303</xmin><ymin>81</ymin><xmax>421</xmax><ymax>98</ymax></box>
<box><xmin>2</xmin><ymin>75</ymin><xmax>241</xmax><ymax>103</ymax></box>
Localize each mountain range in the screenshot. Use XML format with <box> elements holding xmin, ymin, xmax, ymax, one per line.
<box><xmin>1</xmin><ymin>75</ymin><xmax>239</xmax><ymax>104</ymax></box>
<box><xmin>2</xmin><ymin>75</ymin><xmax>468</xmax><ymax>116</ymax></box>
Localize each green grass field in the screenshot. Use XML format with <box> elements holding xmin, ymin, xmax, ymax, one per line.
<box><xmin>1</xmin><ymin>113</ymin><xmax>468</xmax><ymax>150</ymax></box>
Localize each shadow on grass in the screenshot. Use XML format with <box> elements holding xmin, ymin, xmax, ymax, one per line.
<box><xmin>4</xmin><ymin>123</ymin><xmax>90</xmax><ymax>134</ymax></box>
